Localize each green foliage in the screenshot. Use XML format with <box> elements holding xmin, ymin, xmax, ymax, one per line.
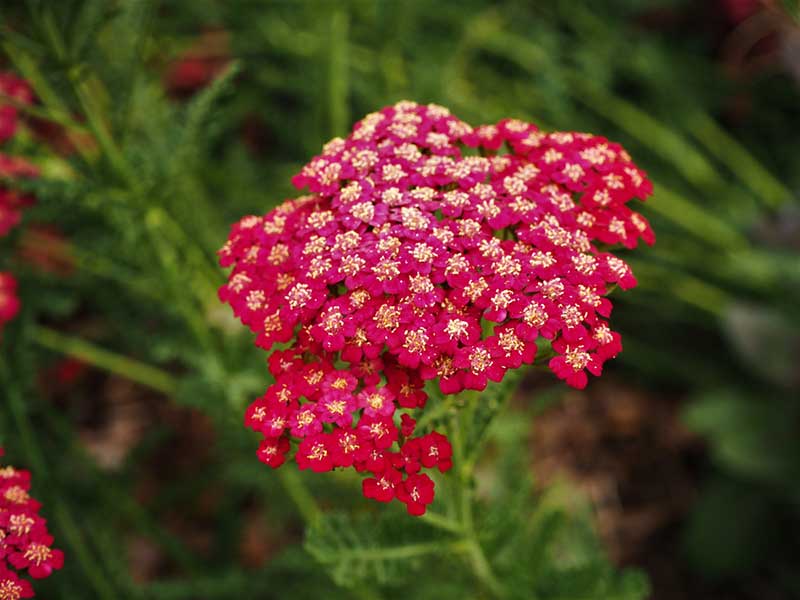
<box><xmin>305</xmin><ymin>511</ymin><xmax>454</xmax><ymax>589</ymax></box>
<box><xmin>305</xmin><ymin>406</ymin><xmax>649</xmax><ymax>600</ymax></box>
<box><xmin>685</xmin><ymin>389</ymin><xmax>800</xmax><ymax>489</ymax></box>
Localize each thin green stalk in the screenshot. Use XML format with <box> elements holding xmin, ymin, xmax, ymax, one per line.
<box><xmin>687</xmin><ymin>111</ymin><xmax>792</xmax><ymax>210</ymax></box>
<box><xmin>459</xmin><ymin>468</ymin><xmax>506</xmax><ymax>597</ymax></box>
<box><xmin>626</xmin><ymin>259</ymin><xmax>732</xmax><ymax>315</ymax></box>
<box><xmin>415</xmin><ymin>393</ymin><xmax>458</xmax><ymax>431</ymax></box>
<box><xmin>419</xmin><ymin>510</ymin><xmax>462</xmax><ymax>534</ymax></box>
<box><xmin>145</xmin><ymin>206</ymin><xmax>223</xmax><ymax>300</ymax></box>
<box><xmin>647</xmin><ymin>183</ymin><xmax>750</xmax><ymax>251</ymax></box>
<box><xmin>31</xmin><ymin>325</ymin><xmax>179</xmax><ymax>395</ymax></box>
<box><xmin>334</xmin><ymin>539</ymin><xmax>468</xmax><ymax>562</ymax></box>
<box><xmin>69</xmin><ymin>71</ymin><xmax>138</xmax><ymax>188</ymax></box>
<box><xmin>277</xmin><ymin>473</ymin><xmax>386</xmax><ymax>600</ymax></box>
<box><xmin>60</xmin><ymin>243</ymin><xmax>162</xmax><ymax>301</ymax></box>
<box><xmin>449</xmin><ymin>392</ymin><xmax>508</xmax><ymax>598</ymax></box>
<box><xmin>143</xmin><ymin>208</ymin><xmax>218</xmax><ymax>352</ymax></box>
<box><xmin>278</xmin><ymin>469</ymin><xmax>322</xmax><ymax>524</ymax></box>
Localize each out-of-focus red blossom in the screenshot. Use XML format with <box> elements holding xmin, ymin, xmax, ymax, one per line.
<box><xmin>18</xmin><ymin>226</ymin><xmax>75</xmax><ymax>277</ymax></box>
<box><xmin>27</xmin><ymin>119</ymin><xmax>97</xmax><ymax>159</ymax></box>
<box><xmin>3</xmin><ymin>67</ymin><xmax>95</xmax><ymax>158</ymax></box>
<box><xmin>51</xmin><ymin>358</ymin><xmax>88</xmax><ymax>387</ymax></box>
<box><xmin>240</xmin><ymin>114</ymin><xmax>270</xmax><ymax>156</ymax></box>
<box><xmin>0</xmin><ymin>448</ymin><xmax>64</xmax><ymax>597</ymax></box>
<box><xmin>164</xmin><ymin>30</ymin><xmax>230</xmax><ymax>98</ymax></box>
<box><xmin>0</xmin><ymin>156</ymin><xmax>37</xmax><ymax>180</ymax></box>
<box><xmin>715</xmin><ymin>0</ymin><xmax>800</xmax><ymax>86</ymax></box>
<box><xmin>720</xmin><ymin>0</ymin><xmax>763</xmax><ymax>24</ymax></box>
<box><xmin>219</xmin><ymin>101</ymin><xmax>654</xmax><ymax>515</ymax></box>
<box><xmin>0</xmin><ymin>273</ymin><xmax>20</xmax><ymax>327</ymax></box>
<box><xmin>0</xmin><ymin>156</ymin><xmax>37</xmax><ymax>239</ymax></box>
<box><xmin>0</xmin><ymin>74</ymin><xmax>33</xmax><ymax>144</ymax></box>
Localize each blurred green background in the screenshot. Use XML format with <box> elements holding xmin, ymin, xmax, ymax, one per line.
<box><xmin>1</xmin><ymin>1</ymin><xmax>799</xmax><ymax>599</ymax></box>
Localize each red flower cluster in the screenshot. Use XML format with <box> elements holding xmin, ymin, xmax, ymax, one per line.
<box><xmin>0</xmin><ymin>74</ymin><xmax>32</xmax><ymax>144</ymax></box>
<box><xmin>219</xmin><ymin>101</ymin><xmax>653</xmax><ymax>514</ymax></box>
<box><xmin>0</xmin><ymin>450</ymin><xmax>64</xmax><ymax>600</ymax></box>
<box><xmin>0</xmin><ymin>73</ymin><xmax>37</xmax><ymax>334</ymax></box>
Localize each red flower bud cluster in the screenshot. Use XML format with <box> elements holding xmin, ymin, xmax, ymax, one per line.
<box><xmin>219</xmin><ymin>101</ymin><xmax>653</xmax><ymax>514</ymax></box>
<box><xmin>0</xmin><ymin>449</ymin><xmax>64</xmax><ymax>599</ymax></box>
<box><xmin>0</xmin><ymin>73</ymin><xmax>38</xmax><ymax>335</ymax></box>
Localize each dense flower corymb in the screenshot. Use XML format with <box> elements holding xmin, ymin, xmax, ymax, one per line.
<box><xmin>0</xmin><ymin>449</ymin><xmax>64</xmax><ymax>599</ymax></box>
<box><xmin>219</xmin><ymin>101</ymin><xmax>653</xmax><ymax>514</ymax></box>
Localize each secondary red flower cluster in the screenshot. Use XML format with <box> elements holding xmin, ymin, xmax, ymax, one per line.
<box><xmin>219</xmin><ymin>101</ymin><xmax>653</xmax><ymax>514</ymax></box>
<box><xmin>0</xmin><ymin>73</ymin><xmax>37</xmax><ymax>335</ymax></box>
<box><xmin>0</xmin><ymin>449</ymin><xmax>64</xmax><ymax>600</ymax></box>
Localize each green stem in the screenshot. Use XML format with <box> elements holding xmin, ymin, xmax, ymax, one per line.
<box><xmin>277</xmin><ymin>469</ymin><xmax>321</xmax><ymax>524</ymax></box>
<box><xmin>51</xmin><ymin>240</ymin><xmax>162</xmax><ymax>301</ymax></box>
<box><xmin>277</xmin><ymin>470</ymin><xmax>386</xmax><ymax>600</ymax></box>
<box><xmin>419</xmin><ymin>510</ymin><xmax>462</xmax><ymax>534</ymax></box>
<box><xmin>449</xmin><ymin>391</ymin><xmax>508</xmax><ymax>598</ymax></box>
<box><xmin>415</xmin><ymin>393</ymin><xmax>458</xmax><ymax>431</ymax></box>
<box><xmin>686</xmin><ymin>111</ymin><xmax>791</xmax><ymax>210</ymax></box>
<box><xmin>625</xmin><ymin>259</ymin><xmax>731</xmax><ymax>316</ymax></box>
<box><xmin>144</xmin><ymin>206</ymin><xmax>223</xmax><ymax>301</ymax></box>
<box><xmin>142</xmin><ymin>208</ymin><xmax>218</xmax><ymax>352</ymax></box>
<box><xmin>69</xmin><ymin>70</ymin><xmax>138</xmax><ymax>188</ymax></box>
<box><xmin>460</xmin><ymin>472</ymin><xmax>506</xmax><ymax>597</ymax></box>
<box><xmin>31</xmin><ymin>325</ymin><xmax>179</xmax><ymax>395</ymax></box>
<box><xmin>647</xmin><ymin>183</ymin><xmax>749</xmax><ymax>250</ymax></box>
<box><xmin>277</xmin><ymin>452</ymin><xmax>390</xmax><ymax>600</ymax></box>
<box><xmin>335</xmin><ymin>539</ymin><xmax>469</xmax><ymax>562</ymax></box>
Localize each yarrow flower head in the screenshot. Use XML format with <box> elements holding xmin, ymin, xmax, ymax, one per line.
<box><xmin>0</xmin><ymin>449</ymin><xmax>64</xmax><ymax>599</ymax></box>
<box><xmin>219</xmin><ymin>101</ymin><xmax>654</xmax><ymax>515</ymax></box>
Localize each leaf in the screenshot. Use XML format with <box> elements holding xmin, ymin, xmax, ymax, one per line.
<box><xmin>463</xmin><ymin>366</ymin><xmax>527</xmax><ymax>465</ymax></box>
<box><xmin>491</xmin><ymin>476</ymin><xmax>650</xmax><ymax>600</ymax></box>
<box><xmin>724</xmin><ymin>302</ymin><xmax>800</xmax><ymax>388</ymax></box>
<box><xmin>684</xmin><ymin>389</ymin><xmax>800</xmax><ymax>486</ymax></box>
<box><xmin>177</xmin><ymin>60</ymin><xmax>242</xmax><ymax>163</ymax></box>
<box><xmin>304</xmin><ymin>511</ymin><xmax>452</xmax><ymax>588</ymax></box>
<box><xmin>68</xmin><ymin>0</ymin><xmax>119</xmax><ymax>61</ymax></box>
